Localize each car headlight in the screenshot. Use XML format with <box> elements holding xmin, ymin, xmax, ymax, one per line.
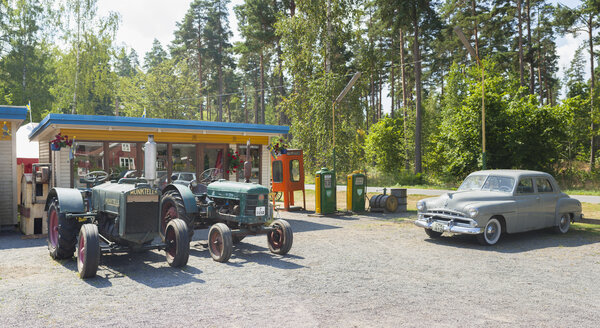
<box><xmin>416</xmin><ymin>201</ymin><xmax>426</xmax><ymax>212</ymax></box>
<box><xmin>467</xmin><ymin>207</ymin><xmax>479</xmax><ymax>218</ymax></box>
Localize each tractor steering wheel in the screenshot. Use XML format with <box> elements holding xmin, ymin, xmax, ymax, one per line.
<box><xmin>83</xmin><ymin>171</ymin><xmax>109</xmax><ymax>184</ymax></box>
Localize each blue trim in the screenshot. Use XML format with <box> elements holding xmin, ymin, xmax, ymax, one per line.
<box><xmin>0</xmin><ymin>106</ymin><xmax>28</xmax><ymax>121</ymax></box>
<box><xmin>30</xmin><ymin>113</ymin><xmax>289</xmax><ymax>139</ymax></box>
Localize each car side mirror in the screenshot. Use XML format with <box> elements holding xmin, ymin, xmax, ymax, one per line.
<box><xmin>171</xmin><ymin>175</ymin><xmax>178</xmax><ymax>181</ymax></box>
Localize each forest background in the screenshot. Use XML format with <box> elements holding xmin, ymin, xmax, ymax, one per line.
<box><xmin>1</xmin><ymin>0</ymin><xmax>599</xmax><ymax>189</ymax></box>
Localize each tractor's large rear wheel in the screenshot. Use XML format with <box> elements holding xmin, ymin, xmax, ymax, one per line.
<box><xmin>47</xmin><ymin>199</ymin><xmax>77</xmax><ymax>260</ymax></box>
<box><xmin>160</xmin><ymin>190</ymin><xmax>194</xmax><ymax>241</ymax></box>
<box><xmin>77</xmin><ymin>224</ymin><xmax>100</xmax><ymax>279</ymax></box>
<box><xmin>267</xmin><ymin>219</ymin><xmax>293</xmax><ymax>255</ymax></box>
<box><xmin>165</xmin><ymin>219</ymin><xmax>190</xmax><ymax>267</ymax></box>
<box><xmin>208</xmin><ymin>223</ymin><xmax>233</xmax><ymax>263</ymax></box>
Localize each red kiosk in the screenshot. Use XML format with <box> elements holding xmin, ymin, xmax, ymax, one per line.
<box><xmin>271</xmin><ymin>149</ymin><xmax>305</xmax><ymax>211</ymax></box>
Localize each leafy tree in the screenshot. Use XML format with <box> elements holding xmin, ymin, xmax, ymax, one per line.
<box><xmin>364</xmin><ymin>116</ymin><xmax>405</xmax><ymax>175</ymax></box>
<box><xmin>144</xmin><ymin>39</ymin><xmax>168</xmax><ymax>71</ymax></box>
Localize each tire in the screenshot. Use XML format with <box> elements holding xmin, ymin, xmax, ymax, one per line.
<box><xmin>165</xmin><ymin>219</ymin><xmax>190</xmax><ymax>267</ymax></box>
<box><xmin>77</xmin><ymin>224</ymin><xmax>100</xmax><ymax>279</ymax></box>
<box><xmin>477</xmin><ymin>218</ymin><xmax>502</xmax><ymax>246</ymax></box>
<box><xmin>553</xmin><ymin>213</ymin><xmax>571</xmax><ymax>234</ymax></box>
<box><xmin>424</xmin><ymin>228</ymin><xmax>443</xmax><ymax>239</ymax></box>
<box><xmin>47</xmin><ymin>199</ymin><xmax>77</xmax><ymax>260</ymax></box>
<box><xmin>208</xmin><ymin>223</ymin><xmax>233</xmax><ymax>263</ymax></box>
<box><xmin>232</xmin><ymin>235</ymin><xmax>245</xmax><ymax>244</ymax></box>
<box><xmin>267</xmin><ymin>219</ymin><xmax>293</xmax><ymax>255</ymax></box>
<box><xmin>160</xmin><ymin>190</ymin><xmax>195</xmax><ymax>241</ymax></box>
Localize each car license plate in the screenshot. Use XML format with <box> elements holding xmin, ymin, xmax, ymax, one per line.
<box><xmin>431</xmin><ymin>222</ymin><xmax>445</xmax><ymax>233</ymax></box>
<box><xmin>255</xmin><ymin>206</ymin><xmax>266</xmax><ymax>216</ymax></box>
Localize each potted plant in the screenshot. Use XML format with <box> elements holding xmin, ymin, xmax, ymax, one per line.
<box><xmin>268</xmin><ymin>138</ymin><xmax>289</xmax><ymax>157</ymax></box>
<box><xmin>226</xmin><ymin>149</ymin><xmax>243</xmax><ymax>174</ymax></box>
<box><xmin>50</xmin><ymin>133</ymin><xmax>73</xmax><ymax>151</ymax></box>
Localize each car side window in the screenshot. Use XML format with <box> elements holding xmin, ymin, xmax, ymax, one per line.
<box><xmin>517</xmin><ymin>178</ymin><xmax>534</xmax><ymax>194</ymax></box>
<box><xmin>535</xmin><ymin>178</ymin><xmax>553</xmax><ymax>193</ymax></box>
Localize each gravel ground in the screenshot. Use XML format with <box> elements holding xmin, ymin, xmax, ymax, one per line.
<box><xmin>1</xmin><ymin>211</ymin><xmax>599</xmax><ymax>328</ymax></box>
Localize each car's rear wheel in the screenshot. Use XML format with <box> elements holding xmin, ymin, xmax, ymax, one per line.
<box><xmin>424</xmin><ymin>228</ymin><xmax>442</xmax><ymax>239</ymax></box>
<box><xmin>267</xmin><ymin>219</ymin><xmax>293</xmax><ymax>255</ymax></box>
<box><xmin>477</xmin><ymin>218</ymin><xmax>501</xmax><ymax>246</ymax></box>
<box><xmin>553</xmin><ymin>213</ymin><xmax>571</xmax><ymax>234</ymax></box>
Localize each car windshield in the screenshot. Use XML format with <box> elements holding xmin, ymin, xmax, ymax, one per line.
<box><xmin>458</xmin><ymin>175</ymin><xmax>487</xmax><ymax>191</ymax></box>
<box><xmin>481</xmin><ymin>176</ymin><xmax>515</xmax><ymax>193</ymax></box>
<box><xmin>458</xmin><ymin>175</ymin><xmax>515</xmax><ymax>193</ymax></box>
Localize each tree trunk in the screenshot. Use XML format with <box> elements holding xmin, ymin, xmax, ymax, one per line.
<box><xmin>260</xmin><ymin>49</ymin><xmax>265</xmax><ymax>125</ymax></box>
<box><xmin>197</xmin><ymin>26</ymin><xmax>204</xmax><ymax>120</ymax></box>
<box><xmin>526</xmin><ymin>0</ymin><xmax>534</xmax><ymax>94</ymax></box>
<box><xmin>517</xmin><ymin>0</ymin><xmax>524</xmax><ymax>87</ymax></box>
<box><xmin>400</xmin><ymin>29</ymin><xmax>409</xmax><ymax>171</ymax></box>
<box><xmin>244</xmin><ymin>85</ymin><xmax>248</xmax><ymax>123</ymax></box>
<box><xmin>390</xmin><ymin>37</ymin><xmax>395</xmax><ymax>119</ymax></box>
<box><xmin>589</xmin><ymin>14</ymin><xmax>596</xmax><ymax>169</ymax></box>
<box><xmin>471</xmin><ymin>0</ymin><xmax>479</xmax><ymax>58</ymax></box>
<box><xmin>72</xmin><ymin>2</ymin><xmax>81</xmax><ymax>114</ymax></box>
<box><xmin>413</xmin><ymin>5</ymin><xmax>422</xmax><ymax>174</ymax></box>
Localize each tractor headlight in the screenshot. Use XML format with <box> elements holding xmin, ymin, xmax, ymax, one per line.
<box><xmin>416</xmin><ymin>201</ymin><xmax>426</xmax><ymax>212</ymax></box>
<box><xmin>467</xmin><ymin>207</ymin><xmax>479</xmax><ymax>218</ymax></box>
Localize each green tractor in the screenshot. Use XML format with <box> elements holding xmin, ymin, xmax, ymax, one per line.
<box><xmin>161</xmin><ymin>178</ymin><xmax>293</xmax><ymax>263</ymax></box>
<box><xmin>46</xmin><ymin>173</ymin><xmax>190</xmax><ymax>279</ymax></box>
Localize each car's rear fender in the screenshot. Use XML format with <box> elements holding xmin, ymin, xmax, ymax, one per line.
<box><xmin>556</xmin><ymin>198</ymin><xmax>582</xmax><ymax>223</ymax></box>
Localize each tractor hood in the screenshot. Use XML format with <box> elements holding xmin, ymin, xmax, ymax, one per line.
<box><xmin>207</xmin><ymin>180</ymin><xmax>269</xmax><ymax>199</ymax></box>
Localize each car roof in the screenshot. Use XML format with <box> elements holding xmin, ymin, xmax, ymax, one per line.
<box><xmin>468</xmin><ymin>169</ymin><xmax>553</xmax><ymax>179</ymax></box>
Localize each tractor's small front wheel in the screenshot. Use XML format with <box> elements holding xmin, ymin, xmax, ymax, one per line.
<box><xmin>165</xmin><ymin>219</ymin><xmax>190</xmax><ymax>267</ymax></box>
<box><xmin>208</xmin><ymin>223</ymin><xmax>233</xmax><ymax>263</ymax></box>
<box><xmin>77</xmin><ymin>224</ymin><xmax>100</xmax><ymax>279</ymax></box>
<box><xmin>267</xmin><ymin>219</ymin><xmax>293</xmax><ymax>255</ymax></box>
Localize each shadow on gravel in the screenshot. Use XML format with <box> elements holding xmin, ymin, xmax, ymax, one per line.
<box><xmin>56</xmin><ymin>250</ymin><xmax>204</xmax><ymax>288</ymax></box>
<box><xmin>189</xmin><ymin>241</ymin><xmax>305</xmax><ymax>269</ymax></box>
<box><xmin>0</xmin><ymin>231</ymin><xmax>47</xmax><ymax>250</ymax></box>
<box><xmin>423</xmin><ymin>228</ymin><xmax>600</xmax><ymax>253</ymax></box>
<box><xmin>283</xmin><ymin>218</ymin><xmax>341</xmax><ymax>233</ymax></box>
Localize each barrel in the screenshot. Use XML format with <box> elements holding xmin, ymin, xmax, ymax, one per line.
<box><xmin>369</xmin><ymin>194</ymin><xmax>398</xmax><ymax>212</ymax></box>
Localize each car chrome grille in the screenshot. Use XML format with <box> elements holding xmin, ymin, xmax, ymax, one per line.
<box><xmin>423</xmin><ymin>209</ymin><xmax>472</xmax><ymax>225</ymax></box>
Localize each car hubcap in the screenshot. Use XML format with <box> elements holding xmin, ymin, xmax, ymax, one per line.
<box><xmin>560</xmin><ymin>215</ymin><xmax>569</xmax><ymax>231</ymax></box>
<box><xmin>269</xmin><ymin>225</ymin><xmax>283</xmax><ymax>249</ymax></box>
<box><xmin>485</xmin><ymin>221</ymin><xmax>499</xmax><ymax>243</ymax></box>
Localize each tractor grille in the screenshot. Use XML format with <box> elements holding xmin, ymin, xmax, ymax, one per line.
<box><xmin>125</xmin><ymin>202</ymin><xmax>159</xmax><ymax>234</ymax></box>
<box><xmin>244</xmin><ymin>194</ymin><xmax>259</xmax><ymax>216</ymax></box>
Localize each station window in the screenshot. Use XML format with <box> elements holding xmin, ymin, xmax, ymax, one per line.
<box><xmin>72</xmin><ymin>142</ymin><xmax>104</xmax><ymax>188</ymax></box>
<box><xmin>272</xmin><ymin>160</ymin><xmax>283</xmax><ymax>183</ymax></box>
<box><xmin>172</xmin><ymin>144</ymin><xmax>197</xmax><ymax>173</ymax></box>
<box><xmin>236</xmin><ymin>145</ymin><xmax>261</xmax><ymax>183</ymax></box>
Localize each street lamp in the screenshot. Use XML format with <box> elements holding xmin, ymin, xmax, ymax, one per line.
<box><xmin>454</xmin><ymin>27</ymin><xmax>486</xmax><ymax>169</ymax></box>
<box><xmin>332</xmin><ymin>72</ymin><xmax>361</xmax><ymax>173</ymax></box>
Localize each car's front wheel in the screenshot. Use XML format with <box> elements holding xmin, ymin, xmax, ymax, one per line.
<box><xmin>477</xmin><ymin>218</ymin><xmax>502</xmax><ymax>246</ymax></box>
<box><xmin>553</xmin><ymin>213</ymin><xmax>571</xmax><ymax>234</ymax></box>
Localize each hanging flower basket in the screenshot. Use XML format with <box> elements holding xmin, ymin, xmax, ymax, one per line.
<box><xmin>268</xmin><ymin>138</ymin><xmax>289</xmax><ymax>157</ymax></box>
<box><xmin>50</xmin><ymin>133</ymin><xmax>73</xmax><ymax>151</ymax></box>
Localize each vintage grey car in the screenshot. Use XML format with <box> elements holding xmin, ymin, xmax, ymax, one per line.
<box><xmin>414</xmin><ymin>170</ymin><xmax>583</xmax><ymax>245</ymax></box>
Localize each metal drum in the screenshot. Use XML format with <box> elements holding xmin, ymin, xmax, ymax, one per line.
<box><xmin>369</xmin><ymin>194</ymin><xmax>398</xmax><ymax>212</ymax></box>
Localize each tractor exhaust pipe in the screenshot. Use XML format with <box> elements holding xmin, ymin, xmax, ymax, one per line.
<box><xmin>144</xmin><ymin>134</ymin><xmax>157</xmax><ymax>186</ymax></box>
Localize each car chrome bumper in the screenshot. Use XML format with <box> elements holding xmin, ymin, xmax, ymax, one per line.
<box><xmin>414</xmin><ymin>218</ymin><xmax>484</xmax><ymax>235</ymax></box>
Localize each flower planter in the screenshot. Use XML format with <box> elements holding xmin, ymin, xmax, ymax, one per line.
<box><xmin>51</xmin><ymin>144</ymin><xmax>61</xmax><ymax>151</ymax></box>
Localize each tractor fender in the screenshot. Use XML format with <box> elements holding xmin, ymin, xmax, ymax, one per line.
<box><xmin>45</xmin><ymin>187</ymin><xmax>86</xmax><ymax>214</ymax></box>
<box><xmin>162</xmin><ymin>184</ymin><xmax>199</xmax><ymax>215</ymax></box>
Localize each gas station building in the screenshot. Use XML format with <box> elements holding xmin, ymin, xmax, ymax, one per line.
<box><xmin>28</xmin><ymin>114</ymin><xmax>289</xmax><ymax>190</ymax></box>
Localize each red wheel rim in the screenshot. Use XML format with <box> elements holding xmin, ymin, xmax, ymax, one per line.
<box><xmin>161</xmin><ymin>201</ymin><xmax>177</xmax><ymax>233</ymax></box>
<box><xmin>49</xmin><ymin>209</ymin><xmax>58</xmax><ymax>247</ymax></box>
<box><xmin>209</xmin><ymin>229</ymin><xmax>223</xmax><ymax>257</ymax></box>
<box><xmin>269</xmin><ymin>226</ymin><xmax>283</xmax><ymax>249</ymax></box>
<box><xmin>78</xmin><ymin>232</ymin><xmax>85</xmax><ymax>266</ymax></box>
<box><xmin>165</xmin><ymin>226</ymin><xmax>177</xmax><ymax>258</ymax></box>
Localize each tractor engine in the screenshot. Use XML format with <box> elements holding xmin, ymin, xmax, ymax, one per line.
<box><xmin>91</xmin><ymin>181</ymin><xmax>160</xmax><ymax>245</ymax></box>
<box><xmin>206</xmin><ymin>180</ymin><xmax>270</xmax><ymax>225</ymax></box>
